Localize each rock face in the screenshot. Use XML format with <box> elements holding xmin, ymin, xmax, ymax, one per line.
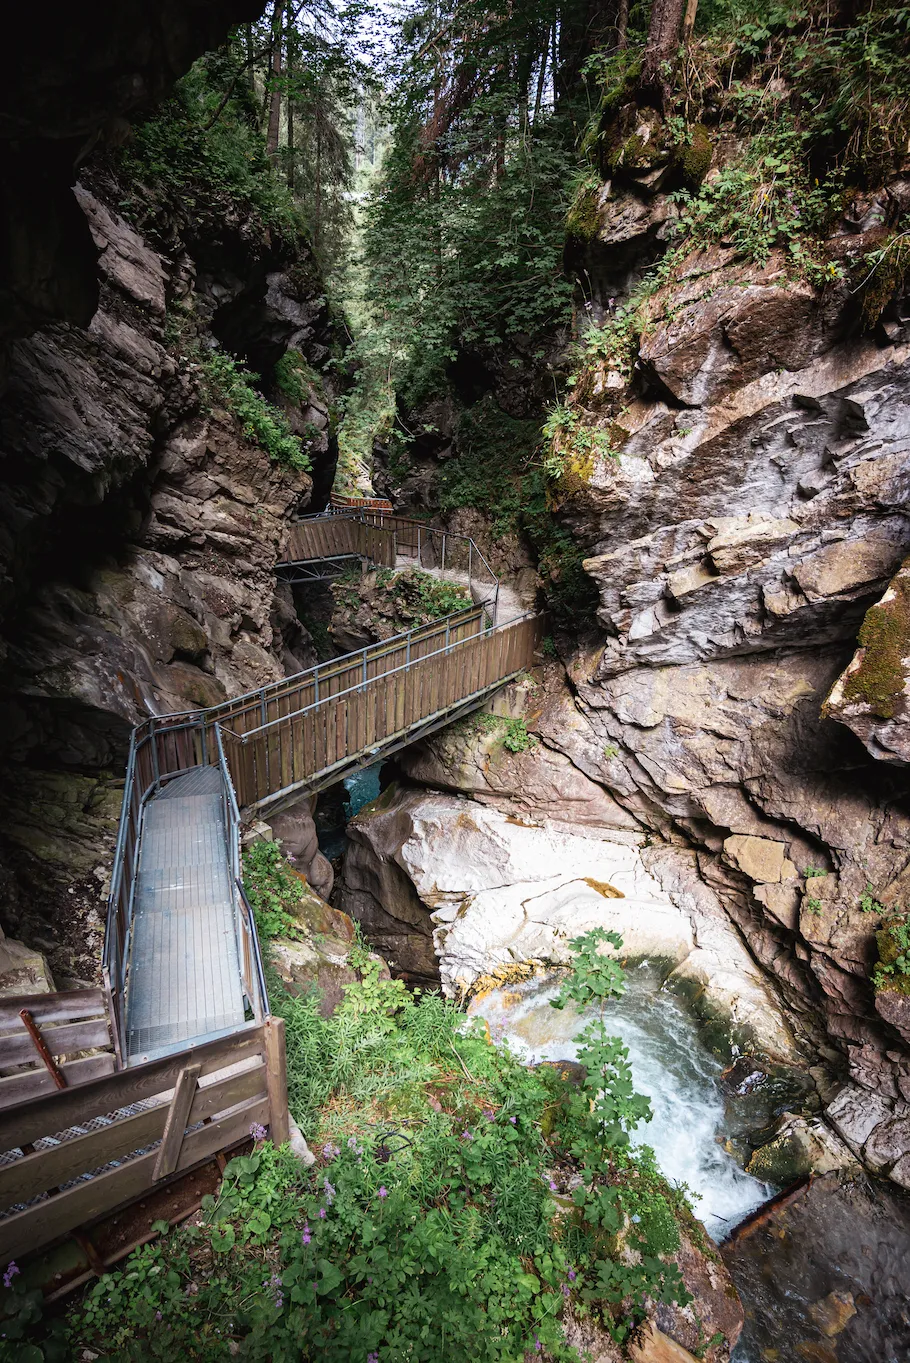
<box><xmin>510</xmin><ymin>164</ymin><xmax>910</xmax><ymax>1184</ymax></box>
<box><xmin>0</xmin><ymin>0</ymin><xmax>261</xmax><ymax>341</ymax></box>
<box><xmin>825</xmin><ymin>557</ymin><xmax>910</xmax><ymax>764</ymax></box>
<box><xmin>340</xmin><ymin>784</ymin><xmax>798</xmax><ymax>1059</ymax></box>
<box><xmin>0</xmin><ymin>167</ymin><xmax>337</xmax><ymax>951</ymax></box>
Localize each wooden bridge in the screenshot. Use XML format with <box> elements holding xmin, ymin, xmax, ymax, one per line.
<box><xmin>0</xmin><ymin>505</ymin><xmax>544</xmax><ymax>1279</ymax></box>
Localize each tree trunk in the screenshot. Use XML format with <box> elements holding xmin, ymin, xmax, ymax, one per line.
<box><xmin>285</xmin><ymin>8</ymin><xmax>295</xmax><ymax>189</ymax></box>
<box><xmin>616</xmin><ymin>0</ymin><xmax>629</xmax><ymax>48</ymax></box>
<box><xmin>641</xmin><ymin>0</ymin><xmax>687</xmax><ymax>102</ymax></box>
<box><xmin>266</xmin><ymin>0</ymin><xmax>284</xmax><ymax>159</ymax></box>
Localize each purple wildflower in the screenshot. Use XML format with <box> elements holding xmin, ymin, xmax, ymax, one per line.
<box><xmin>368</xmin><ymin>1353</ymin><xmax>379</xmax><ymax>1363</ymax></box>
<box><xmin>461</xmin><ymin>1129</ymin><xmax>473</xmax><ymax>1141</ymax></box>
<box><xmin>509</xmin><ymin>1116</ymin><xmax>517</xmax><ymax>1125</ymax></box>
<box><xmin>322</xmin><ymin>1142</ymin><xmax>340</xmax><ymax>1159</ymax></box>
<box><xmin>156</xmin><ymin>1310</ymin><xmax>163</xmax><ymax>1320</ymax></box>
<box><xmin>323</xmin><ymin>1177</ymin><xmax>336</xmax><ymax>1205</ymax></box>
<box><xmin>548</xmin><ymin>1180</ymin><xmax>558</xmax><ymax>1192</ymax></box>
<box><xmin>250</xmin><ymin>1122</ymin><xmax>267</xmax><ymax>1143</ymax></box>
<box><xmin>301</xmin><ymin>1224</ymin><xmax>312</xmax><ymax>1246</ymax></box>
<box><xmin>378</xmin><ymin>1186</ymin><xmax>388</xmax><ymax>1199</ymax></box>
<box><xmin>2</xmin><ymin>1262</ymin><xmax>19</xmax><ymax>1290</ymax></box>
<box><xmin>534</xmin><ymin>1339</ymin><xmax>542</xmax><ymax>1353</ymax></box>
<box><xmin>567</xmin><ymin>1269</ymin><xmax>577</xmax><ymax>1282</ymax></box>
<box><xmin>319</xmin><ymin>1207</ymin><xmax>327</xmax><ymax>1219</ymax></box>
<box><xmin>483</xmin><ymin>1110</ymin><xmax>494</xmax><ymax>1122</ymax></box>
<box><xmin>562</xmin><ymin>1283</ymin><xmax>571</xmax><ymax>1298</ymax></box>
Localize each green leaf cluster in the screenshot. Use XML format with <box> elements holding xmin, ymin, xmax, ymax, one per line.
<box><xmin>242</xmin><ymin>839</ymin><xmax>306</xmax><ymax>941</ymax></box>
<box><xmin>202</xmin><ymin>353</ymin><xmax>312</xmax><ymax>471</ymax></box>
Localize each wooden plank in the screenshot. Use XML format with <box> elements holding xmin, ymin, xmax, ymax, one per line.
<box><xmin>0</xmin><ymin>1028</ymin><xmax>265</xmax><ymax>1155</ymax></box>
<box><xmin>0</xmin><ymin>1062</ymin><xmax>267</xmax><ymax>1213</ymax></box>
<box><xmin>152</xmin><ymin>1064</ymin><xmax>201</xmax><ymax>1181</ymax></box>
<box><xmin>0</xmin><ymin>1019</ymin><xmax>111</xmax><ymax>1069</ymax></box>
<box><xmin>0</xmin><ymin>1094</ymin><xmax>269</xmax><ymax>1264</ymax></box>
<box><xmin>264</xmin><ymin>1018</ymin><xmax>289</xmax><ymax>1145</ymax></box>
<box><xmin>0</xmin><ymin>1054</ymin><xmax>116</xmax><ymax>1113</ymax></box>
<box><xmin>0</xmin><ymin>991</ymin><xmax>106</xmax><ymax>1029</ymax></box>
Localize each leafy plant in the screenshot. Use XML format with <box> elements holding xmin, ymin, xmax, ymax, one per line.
<box><xmin>874</xmin><ymin>915</ymin><xmax>910</xmax><ymax>993</ymax></box>
<box><xmin>548</xmin><ymin>930</ymin><xmax>693</xmax><ymax>1339</ymax></box>
<box><xmin>860</xmin><ymin>884</ymin><xmax>889</xmax><ymax>916</ymax></box>
<box><xmin>203</xmin><ymin>353</ymin><xmax>312</xmax><ymax>471</ymax></box>
<box><xmin>242</xmin><ymin>839</ymin><xmax>306</xmax><ymax>940</ymax></box>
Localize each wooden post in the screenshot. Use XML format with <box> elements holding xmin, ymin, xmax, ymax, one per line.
<box><xmin>153</xmin><ymin>1063</ymin><xmax>201</xmax><ymax>1181</ymax></box>
<box><xmin>264</xmin><ymin>1017</ymin><xmax>290</xmax><ymax>1145</ymax></box>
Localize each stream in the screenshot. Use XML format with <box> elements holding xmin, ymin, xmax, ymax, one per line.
<box><xmin>470</xmin><ymin>964</ymin><xmax>773</xmax><ymax>1242</ymax></box>
<box><xmin>470</xmin><ymin>965</ymin><xmax>910</xmax><ymax>1362</ymax></box>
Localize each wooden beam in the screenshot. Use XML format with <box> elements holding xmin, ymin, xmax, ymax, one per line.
<box><xmin>0</xmin><ymin>1094</ymin><xmax>269</xmax><ymax>1263</ymax></box>
<box><xmin>0</xmin><ymin>1025</ymin><xmax>264</xmax><ymax>1153</ymax></box>
<box><xmin>152</xmin><ymin>1064</ymin><xmax>201</xmax><ymax>1181</ymax></box>
<box><xmin>264</xmin><ymin>1017</ymin><xmax>289</xmax><ymax>1145</ymax></box>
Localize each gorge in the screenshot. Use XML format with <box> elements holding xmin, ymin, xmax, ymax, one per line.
<box><xmin>1</xmin><ymin>2</ymin><xmax>910</xmax><ymax>1361</ymax></box>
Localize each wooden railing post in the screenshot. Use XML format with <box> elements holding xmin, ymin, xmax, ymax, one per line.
<box><xmin>264</xmin><ymin>1016</ymin><xmax>290</xmax><ymax>1146</ymax></box>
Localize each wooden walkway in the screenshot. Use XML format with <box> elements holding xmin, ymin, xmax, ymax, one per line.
<box><xmin>0</xmin><ymin>504</ymin><xmax>544</xmax><ymax>1276</ymax></box>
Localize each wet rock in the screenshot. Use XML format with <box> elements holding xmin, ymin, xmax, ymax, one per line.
<box><xmin>340</xmin><ymin>784</ymin><xmax>798</xmax><ymax>1058</ymax></box>
<box><xmin>745</xmin><ymin>1114</ymin><xmax>856</xmax><ymax>1185</ymax></box>
<box><xmin>722</xmin><ymin>1172</ymin><xmax>910</xmax><ymax>1360</ymax></box>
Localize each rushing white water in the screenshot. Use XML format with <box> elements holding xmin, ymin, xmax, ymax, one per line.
<box><xmin>472</xmin><ymin>962</ymin><xmax>774</xmax><ymax>1241</ymax></box>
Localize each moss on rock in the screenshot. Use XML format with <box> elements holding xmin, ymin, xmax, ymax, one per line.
<box><xmin>842</xmin><ymin>571</ymin><xmax>910</xmax><ymax>719</ymax></box>
<box><xmin>679</xmin><ymin>123</ymin><xmax>713</xmax><ymax>188</ymax></box>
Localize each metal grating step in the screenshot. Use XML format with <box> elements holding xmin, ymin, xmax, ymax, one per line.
<box><xmin>157</xmin><ymin>766</ymin><xmax>223</xmax><ymax>798</ymax></box>
<box><xmin>125</xmin><ymin>786</ymin><xmax>244</xmax><ymax>1065</ymax></box>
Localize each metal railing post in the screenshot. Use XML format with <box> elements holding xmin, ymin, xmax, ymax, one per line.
<box><xmin>417</xmin><ymin>525</ymin><xmax>422</xmax><ymax>565</ymax></box>
<box><xmin>260</xmin><ymin>688</ymin><xmax>267</xmax><ymax>725</ymax></box>
<box><xmin>445</xmin><ymin>619</ymin><xmax>450</xmax><ymax>653</ymax></box>
<box><xmin>441</xmin><ymin>532</ymin><xmax>447</xmax><ymax>578</ymax></box>
<box><xmin>149</xmin><ymin>718</ymin><xmax>159</xmax><ymax>788</ymax></box>
<box><xmin>468</xmin><ymin>542</ymin><xmax>473</xmax><ymax>596</ymax></box>
<box><xmin>362</xmin><ymin>648</ymin><xmax>368</xmax><ymax>688</ymax></box>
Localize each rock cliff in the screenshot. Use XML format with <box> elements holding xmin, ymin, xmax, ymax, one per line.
<box><xmin>0</xmin><ymin>156</ymin><xmax>338</xmax><ymax>989</ymax></box>
<box><xmin>358</xmin><ymin>150</ymin><xmax>910</xmax><ymax>1185</ymax></box>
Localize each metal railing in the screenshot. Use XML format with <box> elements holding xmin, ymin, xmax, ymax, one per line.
<box><xmin>287</xmin><ymin>511</ymin><xmax>501</xmax><ymax>621</ymax></box>
<box><xmin>104</xmin><ymin>716</ymin><xmax>270</xmax><ymax>1064</ymax></box>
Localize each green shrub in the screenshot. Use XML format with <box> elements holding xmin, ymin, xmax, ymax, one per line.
<box><xmin>115</xmin><ymin>56</ymin><xmax>300</xmax><ymax>244</ymax></box>
<box><xmin>874</xmin><ymin>915</ymin><xmax>910</xmax><ymax>993</ymax></box>
<box><xmin>64</xmin><ymin>932</ymin><xmax>693</xmax><ymax>1360</ymax></box>
<box><xmin>203</xmin><ymin>353</ymin><xmax>311</xmax><ymax>471</ymax></box>
<box><xmin>242</xmin><ymin>839</ymin><xmax>306</xmax><ymax>941</ymax></box>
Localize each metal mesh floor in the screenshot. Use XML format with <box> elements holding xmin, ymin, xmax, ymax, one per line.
<box><xmin>125</xmin><ymin>776</ymin><xmax>245</xmax><ymax>1065</ymax></box>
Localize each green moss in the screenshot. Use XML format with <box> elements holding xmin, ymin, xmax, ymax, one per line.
<box><xmin>679</xmin><ymin>123</ymin><xmax>713</xmax><ymax>188</ymax></box>
<box><xmin>874</xmin><ymin>914</ymin><xmax>910</xmax><ymax>994</ymax></box>
<box><xmin>841</xmin><ymin>572</ymin><xmax>910</xmax><ymax>719</ymax></box>
<box><xmin>860</xmin><ymin>235</ymin><xmax>910</xmax><ymax>328</ymax></box>
<box><xmin>274</xmin><ymin>348</ymin><xmax>323</xmax><ymax>404</ymax></box>
<box><xmin>566</xmin><ymin>177</ymin><xmax>603</xmax><ymax>241</ymax></box>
